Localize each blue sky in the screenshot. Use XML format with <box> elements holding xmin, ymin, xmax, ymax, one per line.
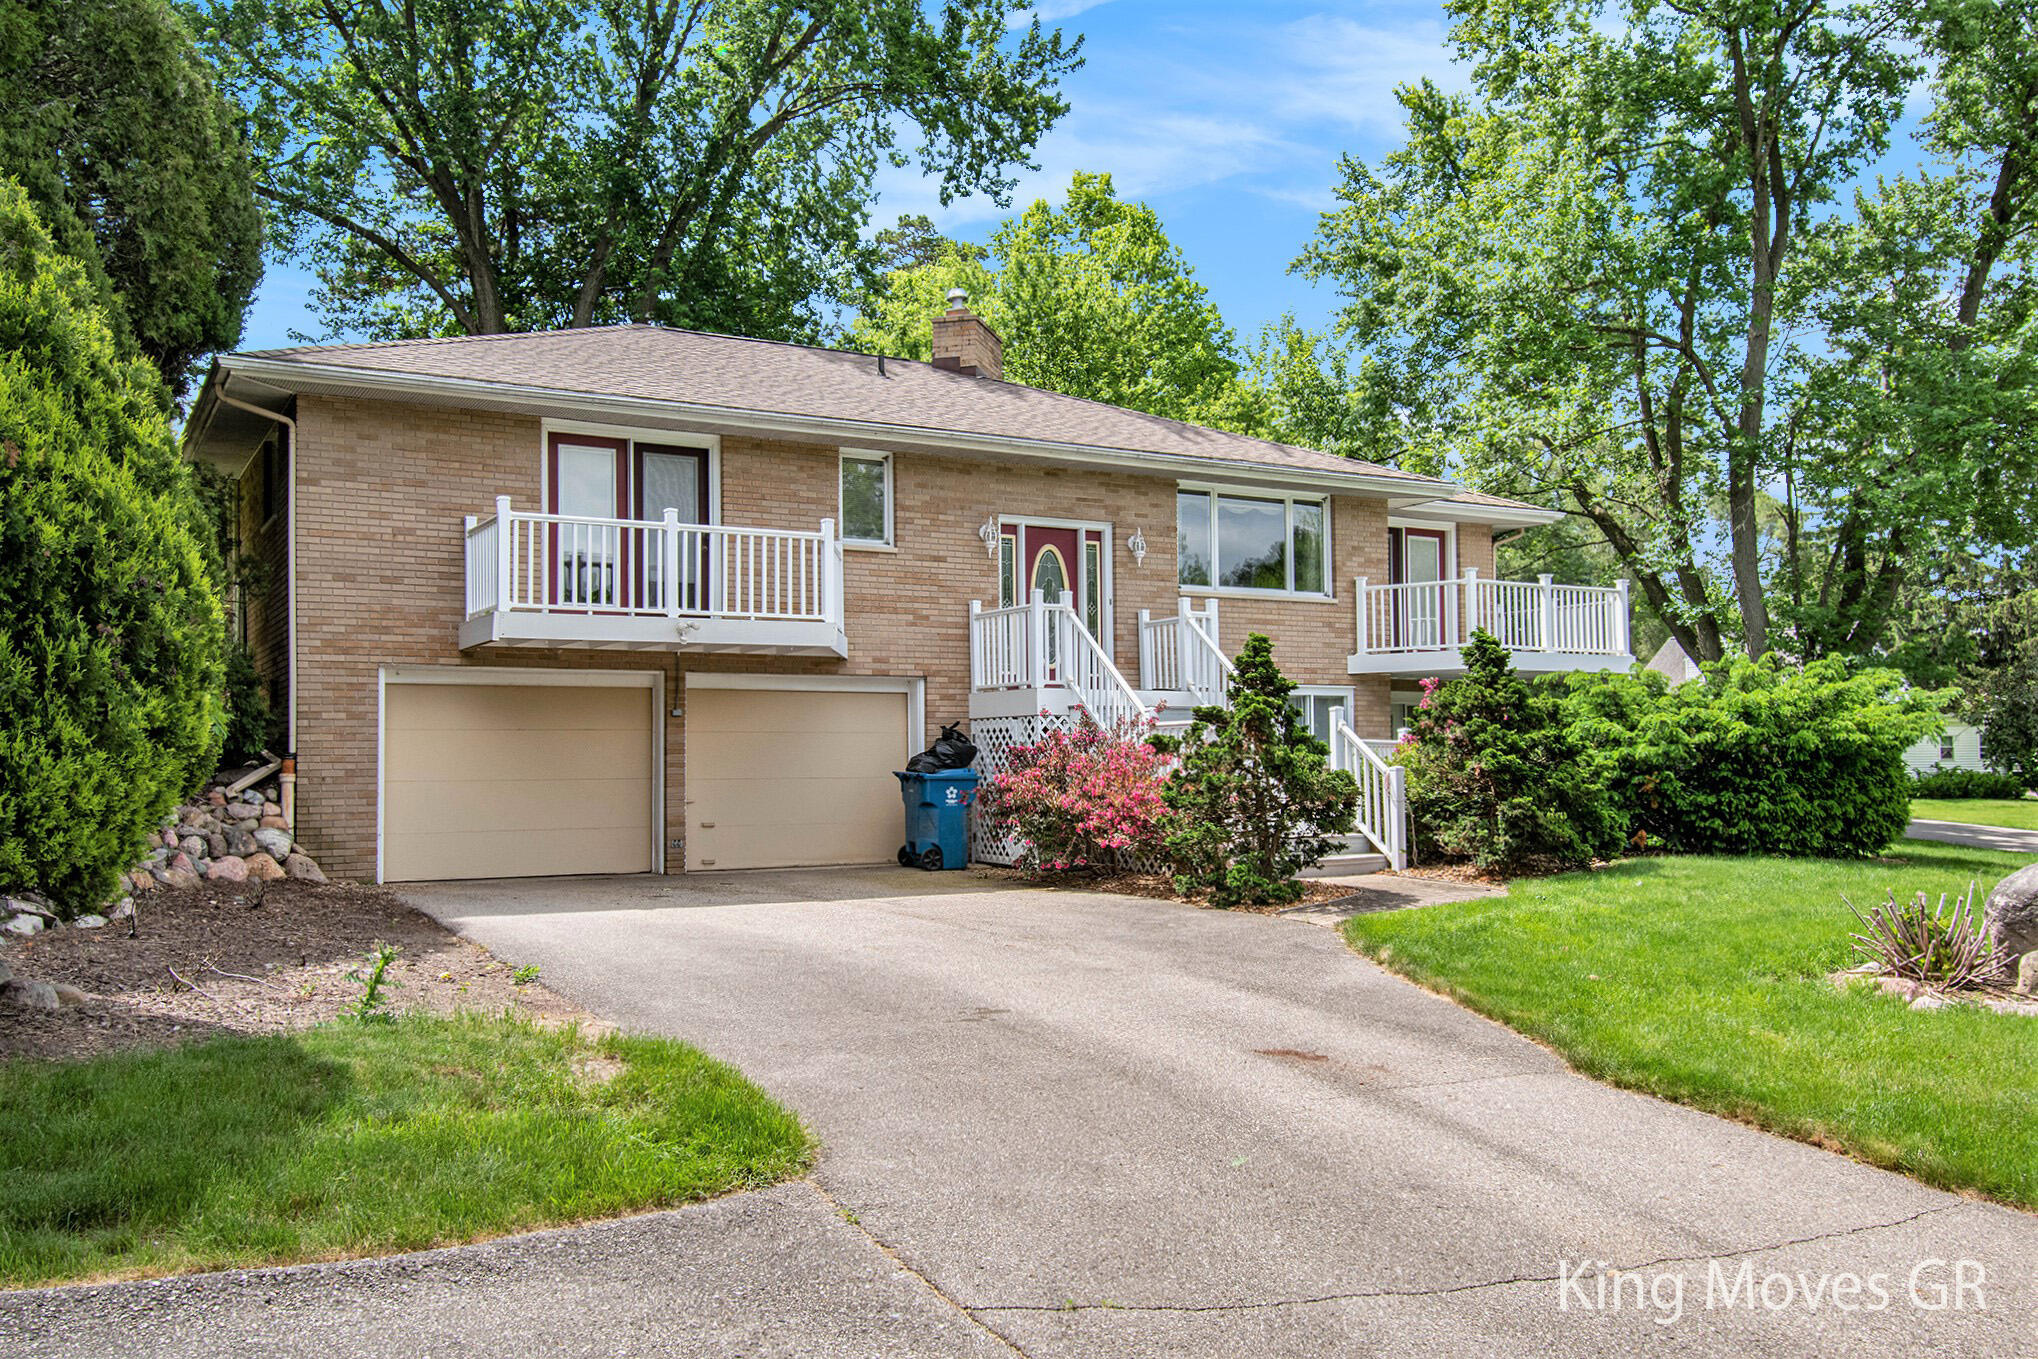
<box><xmin>237</xmin><ymin>0</ymin><xmax>1465</xmax><ymax>352</ymax></box>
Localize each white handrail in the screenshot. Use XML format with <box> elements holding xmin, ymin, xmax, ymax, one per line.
<box><xmin>969</xmin><ymin>593</ymin><xmax>1149</xmax><ymax>728</ymax></box>
<box><xmin>1331</xmin><ymin>713</ymin><xmax>1407</xmax><ymax>870</ymax></box>
<box><xmin>1050</xmin><ymin>605</ymin><xmax>1148</xmax><ymax>729</ymax></box>
<box><xmin>1137</xmin><ymin>600</ymin><xmax>1233</xmax><ymax>700</ymax></box>
<box><xmin>1355</xmin><ymin>573</ymin><xmax>1631</xmax><ymax>658</ymax></box>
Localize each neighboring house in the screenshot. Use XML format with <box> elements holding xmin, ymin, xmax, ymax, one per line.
<box><xmin>184</xmin><ymin>296</ymin><xmax>1634</xmax><ymax>883</ymax></box>
<box><xmin>1645</xmin><ymin>637</ymin><xmax>1706</xmax><ymax>686</ymax></box>
<box><xmin>1904</xmin><ymin>721</ymin><xmax>1986</xmax><ymax>776</ymax></box>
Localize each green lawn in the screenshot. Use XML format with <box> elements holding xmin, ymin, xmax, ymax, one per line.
<box><xmin>1344</xmin><ymin>841</ymin><xmax>2038</xmax><ymax>1210</ymax></box>
<box><xmin>0</xmin><ymin>1014</ymin><xmax>810</xmax><ymax>1286</ymax></box>
<box><xmin>1911</xmin><ymin>797</ymin><xmax>2038</xmax><ymax>831</ymax></box>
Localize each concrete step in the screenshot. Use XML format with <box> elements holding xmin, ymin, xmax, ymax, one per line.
<box><xmin>1301</xmin><ymin>852</ymin><xmax>1390</xmax><ymax>879</ymax></box>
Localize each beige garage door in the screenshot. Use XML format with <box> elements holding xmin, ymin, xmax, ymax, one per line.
<box><xmin>383</xmin><ymin>681</ymin><xmax>655</xmax><ymax>882</ymax></box>
<box><xmin>687</xmin><ymin>686</ymin><xmax>910</xmax><ymax>870</ymax></box>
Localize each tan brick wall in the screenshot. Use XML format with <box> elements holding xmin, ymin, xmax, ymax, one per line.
<box><xmin>235</xmin><ymin>436</ymin><xmax>291</xmax><ymax>721</ymax></box>
<box><xmin>1458</xmin><ymin>523</ymin><xmax>1498</xmax><ymax>581</ymax></box>
<box><xmin>288</xmin><ymin>394</ymin><xmax>1420</xmax><ymax>878</ymax></box>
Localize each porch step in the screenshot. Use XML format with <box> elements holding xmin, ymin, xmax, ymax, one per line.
<box><xmin>1301</xmin><ymin>851</ymin><xmax>1390</xmax><ymax>879</ymax></box>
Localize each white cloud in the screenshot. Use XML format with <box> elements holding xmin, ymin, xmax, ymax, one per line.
<box><xmin>1008</xmin><ymin>0</ymin><xmax>1119</xmax><ymax>28</ymax></box>
<box><xmin>1269</xmin><ymin>13</ymin><xmax>1465</xmax><ymax>134</ymax></box>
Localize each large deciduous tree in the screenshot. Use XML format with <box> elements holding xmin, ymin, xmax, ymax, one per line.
<box><xmin>199</xmin><ymin>0</ymin><xmax>1081</xmax><ymax>342</ymax></box>
<box><xmin>849</xmin><ymin>172</ymin><xmax>1246</xmax><ymax>424</ymax></box>
<box><xmin>1297</xmin><ymin>0</ymin><xmax>2005</xmax><ymax>664</ymax></box>
<box><xmin>0</xmin><ymin>0</ymin><xmax>263</xmax><ymax>396</ymax></box>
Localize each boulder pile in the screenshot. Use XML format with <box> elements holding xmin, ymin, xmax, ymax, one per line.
<box><xmin>127</xmin><ymin>774</ymin><xmax>328</xmax><ymax>897</ymax></box>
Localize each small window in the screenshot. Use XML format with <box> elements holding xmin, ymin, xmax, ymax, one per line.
<box><xmin>1177</xmin><ymin>488</ymin><xmax>1329</xmax><ymax>595</ymax></box>
<box><xmin>998</xmin><ymin>530</ymin><xmax>1017</xmax><ymax>607</ymax></box>
<box><xmin>1287</xmin><ymin>687</ymin><xmax>1356</xmax><ymax>744</ymax></box>
<box><xmin>1084</xmin><ymin>539</ymin><xmax>1103</xmax><ymax>637</ymax></box>
<box><xmin>1940</xmin><ymin>736</ymin><xmax>1956</xmax><ymax>761</ymax></box>
<box><xmin>840</xmin><ymin>451</ymin><xmax>892</xmax><ymax>545</ymax></box>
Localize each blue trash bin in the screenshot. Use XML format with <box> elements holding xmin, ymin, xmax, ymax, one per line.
<box><xmin>895</xmin><ymin>768</ymin><xmax>979</xmax><ymax>871</ymax></box>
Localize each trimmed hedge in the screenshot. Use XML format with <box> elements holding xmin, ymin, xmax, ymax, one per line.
<box><xmin>1910</xmin><ymin>767</ymin><xmax>2030</xmax><ymax>799</ymax></box>
<box><xmin>1557</xmin><ymin>658</ymin><xmax>1942</xmax><ymax>858</ymax></box>
<box><xmin>0</xmin><ymin>180</ymin><xmax>223</xmax><ymax>913</ymax></box>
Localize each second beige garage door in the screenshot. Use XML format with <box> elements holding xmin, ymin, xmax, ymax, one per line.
<box><xmin>686</xmin><ymin>686</ymin><xmax>910</xmax><ymax>870</ymax></box>
<box><xmin>383</xmin><ymin>680</ymin><xmax>656</xmax><ymax>882</ymax></box>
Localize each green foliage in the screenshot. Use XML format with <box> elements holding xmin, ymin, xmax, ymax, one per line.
<box><xmin>1399</xmin><ymin>633</ymin><xmax>1624</xmax><ymax>873</ymax></box>
<box><xmin>345</xmin><ymin>943</ymin><xmax>400</xmax><ymax>1022</ymax></box>
<box><xmin>1558</xmin><ymin>658</ymin><xmax>1944</xmax><ymax>858</ymax></box>
<box><xmin>221</xmin><ymin>644</ymin><xmax>277</xmax><ymax>765</ymax></box>
<box><xmin>0</xmin><ymin>180</ymin><xmax>224</xmax><ymax>914</ymax></box>
<box><xmin>850</xmin><ymin>172</ymin><xmax>1246</xmax><ymax>424</ymax></box>
<box><xmin>0</xmin><ymin>0</ymin><xmax>261</xmax><ymax>393</ymax></box>
<box><xmin>201</xmin><ymin>0</ymin><xmax>1080</xmax><ymax>341</ymax></box>
<box><xmin>511</xmin><ymin>963</ymin><xmax>542</xmax><ymax>986</ymax></box>
<box><xmin>1299</xmin><ymin>0</ymin><xmax>2037</xmax><ymax>667</ymax></box>
<box><xmin>1911</xmin><ymin>767</ymin><xmax>2029</xmax><ymax>799</ymax></box>
<box><xmin>1159</xmin><ymin>635</ymin><xmax>1357</xmax><ymax>907</ymax></box>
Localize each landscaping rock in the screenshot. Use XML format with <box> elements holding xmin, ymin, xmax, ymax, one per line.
<box><xmin>51</xmin><ymin>982</ymin><xmax>88</xmax><ymax>1008</ymax></box>
<box><xmin>2020</xmin><ymin>952</ymin><xmax>2038</xmax><ymax>996</ymax></box>
<box><xmin>205</xmin><ymin>830</ymin><xmax>229</xmax><ymax>859</ymax></box>
<box><xmin>224</xmin><ymin>800</ymin><xmax>262</xmax><ymax>821</ymax></box>
<box><xmin>179</xmin><ymin>834</ymin><xmax>207</xmax><ymax>859</ymax></box>
<box><xmin>2</xmin><ymin>978</ymin><xmax>57</xmax><ymax>1012</ymax></box>
<box><xmin>235</xmin><ymin>817</ymin><xmax>259</xmax><ymax>832</ymax></box>
<box><xmin>73</xmin><ymin>913</ymin><xmax>107</xmax><ymax>929</ymax></box>
<box><xmin>283</xmin><ymin>852</ymin><xmax>327</xmax><ymax>884</ymax></box>
<box><xmin>243</xmin><ymin>852</ymin><xmax>286</xmax><ymax>882</ymax></box>
<box><xmin>1983</xmin><ymin>863</ymin><xmax>2038</xmax><ymax>965</ymax></box>
<box><xmin>207</xmin><ymin>855</ymin><xmax>249</xmax><ymax>883</ymax></box>
<box><xmin>161</xmin><ymin>866</ymin><xmax>201</xmax><ymax>891</ymax></box>
<box><xmin>1909</xmin><ymin>992</ymin><xmax>1949</xmax><ymax>1012</ymax></box>
<box><xmin>206</xmin><ymin>788</ymin><xmax>227</xmax><ymax>807</ymax></box>
<box><xmin>130</xmin><ymin>870</ymin><xmax>157</xmax><ymax>895</ymax></box>
<box><xmin>0</xmin><ymin>957</ymin><xmax>11</xmax><ymax>984</ymax></box>
<box><xmin>168</xmin><ymin>852</ymin><xmax>194</xmax><ymax>874</ymax></box>
<box><xmin>224</xmin><ymin>827</ymin><xmax>259</xmax><ymax>858</ymax></box>
<box><xmin>5</xmin><ymin>914</ymin><xmax>44</xmax><ymax>936</ymax></box>
<box><xmin>259</xmin><ymin>814</ymin><xmax>289</xmax><ymax>830</ymax></box>
<box><xmin>254</xmin><ymin>827</ymin><xmax>294</xmax><ymax>860</ymax></box>
<box><xmin>261</xmin><ymin>801</ymin><xmax>282</xmax><ymax>818</ymax></box>
<box><xmin>180</xmin><ymin>806</ymin><xmax>210</xmax><ymax>827</ymax></box>
<box><xmin>110</xmin><ymin>896</ymin><xmax>134</xmax><ymax>919</ymax></box>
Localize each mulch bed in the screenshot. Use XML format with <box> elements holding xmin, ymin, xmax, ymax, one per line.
<box><xmin>1</xmin><ymin>882</ymin><xmax>587</xmax><ymax>1063</ymax></box>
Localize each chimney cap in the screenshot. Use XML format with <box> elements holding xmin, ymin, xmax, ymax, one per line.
<box><xmin>944</xmin><ymin>287</ymin><xmax>969</xmax><ymax>313</ymax></box>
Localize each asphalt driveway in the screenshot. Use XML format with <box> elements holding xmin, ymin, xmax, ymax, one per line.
<box><xmin>6</xmin><ymin>869</ymin><xmax>2034</xmax><ymax>1357</ymax></box>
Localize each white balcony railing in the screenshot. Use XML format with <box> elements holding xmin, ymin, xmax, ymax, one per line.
<box><xmin>461</xmin><ymin>497</ymin><xmax>845</xmax><ymax>653</ymax></box>
<box><xmin>1353</xmin><ymin>570</ymin><xmax>1631</xmax><ymax>663</ymax></box>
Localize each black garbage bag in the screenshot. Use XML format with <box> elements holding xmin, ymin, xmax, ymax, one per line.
<box><xmin>906</xmin><ymin>722</ymin><xmax>977</xmax><ymax>773</ymax></box>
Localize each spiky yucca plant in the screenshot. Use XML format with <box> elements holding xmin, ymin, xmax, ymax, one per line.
<box><xmin>1845</xmin><ymin>883</ymin><xmax>2001</xmax><ymax>990</ymax></box>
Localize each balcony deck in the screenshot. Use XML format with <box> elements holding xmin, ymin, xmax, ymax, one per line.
<box><xmin>1348</xmin><ymin>571</ymin><xmax>1633</xmax><ymax>677</ymax></box>
<box><xmin>459</xmin><ymin>499</ymin><xmax>847</xmax><ymax>656</ymax></box>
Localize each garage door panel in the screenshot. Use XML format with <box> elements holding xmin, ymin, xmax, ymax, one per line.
<box><xmin>385</xmin><ymin>775</ymin><xmax>650</xmax><ymax>835</ymax></box>
<box><xmin>382</xmin><ymin>825</ymin><xmax>651</xmax><ymax>882</ymax></box>
<box><xmin>688</xmin><ymin>728</ymin><xmax>903</xmax><ymax>783</ymax></box>
<box><xmin>383</xmin><ymin>680</ymin><xmax>656</xmax><ymax>882</ymax></box>
<box><xmin>687</xmin><ymin>687</ymin><xmax>910</xmax><ymax>871</ymax></box>
<box><xmin>384</xmin><ymin>727</ymin><xmax>651</xmax><ymax>783</ymax></box>
<box><xmin>395</xmin><ymin>684</ymin><xmax>646</xmax><ymax>732</ymax></box>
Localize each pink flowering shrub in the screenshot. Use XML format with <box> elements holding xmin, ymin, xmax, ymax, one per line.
<box><xmin>978</xmin><ymin>718</ymin><xmax>1169</xmax><ymax>873</ymax></box>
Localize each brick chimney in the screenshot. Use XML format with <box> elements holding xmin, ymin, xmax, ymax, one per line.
<box><xmin>930</xmin><ymin>288</ymin><xmax>1002</xmax><ymax>380</ymax></box>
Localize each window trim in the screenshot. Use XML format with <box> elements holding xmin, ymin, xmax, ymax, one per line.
<box><xmin>1175</xmin><ymin>483</ymin><xmax>1334</xmax><ymax>600</ymax></box>
<box><xmin>1289</xmin><ymin>685</ymin><xmax>1359</xmax><ymax>742</ymax></box>
<box><xmin>839</xmin><ymin>448</ymin><xmax>894</xmax><ymax>548</ymax></box>
<box><xmin>537</xmin><ymin>419</ymin><xmax>723</xmax><ymax>526</ymax></box>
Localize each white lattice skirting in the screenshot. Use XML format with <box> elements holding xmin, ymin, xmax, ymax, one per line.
<box><xmin>967</xmin><ymin>711</ymin><xmax>1171</xmax><ymax>873</ymax></box>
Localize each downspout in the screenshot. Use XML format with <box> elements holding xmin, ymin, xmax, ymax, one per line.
<box><xmin>215</xmin><ymin>393</ymin><xmax>298</xmax><ymax>825</ymax></box>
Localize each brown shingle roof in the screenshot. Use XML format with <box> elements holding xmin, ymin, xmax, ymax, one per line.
<box><xmin>235</xmin><ymin>324</ymin><xmax>1442</xmax><ymax>488</ymax></box>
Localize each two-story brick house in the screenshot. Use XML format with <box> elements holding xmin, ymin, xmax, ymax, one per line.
<box><xmin>184</xmin><ymin>296</ymin><xmax>1632</xmax><ymax>883</ymax></box>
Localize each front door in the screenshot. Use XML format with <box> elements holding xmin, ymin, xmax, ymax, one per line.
<box><xmin>550</xmin><ymin>434</ymin><xmax>626</xmax><ymax>608</ymax></box>
<box><xmin>998</xmin><ymin>520</ymin><xmax>1109</xmax><ymax>654</ymax></box>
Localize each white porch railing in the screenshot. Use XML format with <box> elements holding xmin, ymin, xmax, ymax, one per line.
<box><xmin>1353</xmin><ymin>569</ymin><xmax>1631</xmax><ymax>659</ymax></box>
<box><xmin>1137</xmin><ymin>599</ymin><xmax>1233</xmax><ymax>702</ymax></box>
<box><xmin>970</xmin><ymin>590</ymin><xmax>1147</xmax><ymax>729</ymax></box>
<box><xmin>463</xmin><ymin>496</ymin><xmax>842</xmax><ymax>625</ymax></box>
<box><xmin>1330</xmin><ymin>711</ymin><xmax>1408</xmax><ymax>870</ymax></box>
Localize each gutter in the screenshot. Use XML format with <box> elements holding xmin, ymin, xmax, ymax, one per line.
<box><xmin>213</xmin><ymin>356</ymin><xmax>1462</xmax><ymax>501</ymax></box>
<box><xmin>214</xmin><ymin>394</ymin><xmax>298</xmax><ymax>759</ymax></box>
